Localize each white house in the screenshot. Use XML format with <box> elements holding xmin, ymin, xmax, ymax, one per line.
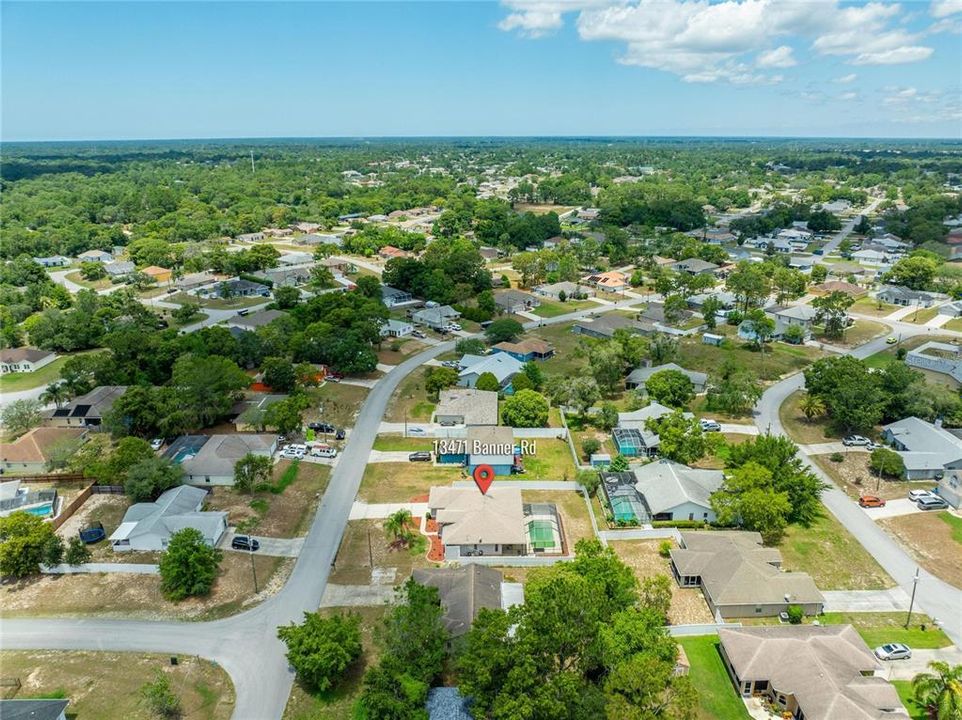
<box><xmin>458</xmin><ymin>353</ymin><xmax>524</xmax><ymax>390</ymax></box>
<box><xmin>76</xmin><ymin>249</ymin><xmax>113</xmax><ymax>263</ymax></box>
<box><xmin>380</xmin><ymin>319</ymin><xmax>414</xmax><ymax>338</ymax></box>
<box><xmin>0</xmin><ymin>347</ymin><xmax>57</xmax><ymax>375</ymax></box>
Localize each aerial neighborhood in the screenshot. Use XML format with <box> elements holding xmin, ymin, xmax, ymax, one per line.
<box><xmin>2</xmin><ymin>138</ymin><xmax>962</xmax><ymax>720</ymax></box>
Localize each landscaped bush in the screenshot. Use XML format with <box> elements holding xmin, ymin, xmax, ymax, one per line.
<box><xmin>658</xmin><ymin>540</ymin><xmax>673</xmax><ymax>558</ymax></box>
<box><xmin>787</xmin><ymin>605</ymin><xmax>804</xmax><ymax>624</ymax></box>
<box><xmin>829</xmin><ymin>452</ymin><xmax>845</xmax><ymax>463</ymax></box>
<box><xmin>651</xmin><ymin>520</ymin><xmax>709</xmax><ymax>529</ymax></box>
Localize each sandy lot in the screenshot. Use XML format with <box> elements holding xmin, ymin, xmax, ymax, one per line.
<box><xmin>813</xmin><ymin>454</ymin><xmax>935</xmax><ymax>502</ymax></box>
<box><xmin>879</xmin><ymin>512</ymin><xmax>962</xmax><ymax>588</ymax></box>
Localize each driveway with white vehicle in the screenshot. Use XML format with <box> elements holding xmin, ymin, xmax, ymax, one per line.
<box><xmin>861</xmin><ymin>498</ymin><xmax>926</xmax><ymax>520</ymax></box>
<box><xmin>877</xmin><ymin>647</ymin><xmax>962</xmax><ymax>681</ymax></box>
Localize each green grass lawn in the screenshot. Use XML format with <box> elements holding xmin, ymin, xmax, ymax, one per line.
<box><xmin>850</xmin><ymin>297</ymin><xmax>899</xmax><ymax>318</ymax></box>
<box><xmin>359</xmin><ymin>462</ymin><xmax>463</xmax><ymax>503</ymax></box>
<box><xmin>384</xmin><ymin>367</ymin><xmax>436</xmax><ymax>422</ymax></box>
<box><xmin>902</xmin><ymin>306</ymin><xmax>940</xmax><ymax>325</ymax></box>
<box><xmin>529</xmin><ymin>322</ymin><xmax>596</xmax><ymax>375</ymax></box>
<box><xmin>893</xmin><ymin>681</ymin><xmax>926</xmax><ymax>720</ymax></box>
<box><xmin>531</xmin><ymin>298</ymin><xmax>596</xmax><ymax>318</ymax></box>
<box><xmin>64</xmin><ymin>270</ymin><xmax>115</xmax><ymax>290</ymax></box>
<box><xmin>676</xmin><ymin>333</ymin><xmax>824</xmax><ymax>382</ymax></box>
<box><xmin>818</xmin><ymin>612</ymin><xmax>952</xmax><ymax>649</ymax></box>
<box><xmin>677</xmin><ymin>636</ymin><xmax>750</xmax><ymax>720</ymax></box>
<box><xmin>519</xmin><ymin>438</ymin><xmax>579</xmax><ymax>481</ymax></box>
<box><xmin>815</xmin><ymin>319</ymin><xmax>887</xmax><ymax>347</ymax></box>
<box><xmin>779</xmin><ymin>505</ymin><xmax>893</xmax><ymax>590</ymax></box>
<box><xmin>0</xmin><ymin>350</ymin><xmax>105</xmax><ymax>393</ymax></box>
<box><xmin>944</xmin><ymin>317</ymin><xmax>962</xmax><ymax>332</ymax></box>
<box><xmin>939</xmin><ymin>511</ymin><xmax>962</xmax><ymax>543</ymax></box>
<box><xmin>779</xmin><ymin>389</ymin><xmax>838</xmax><ymax>445</ymax></box>
<box><xmin>371</xmin><ymin>436</ymin><xmax>434</xmax><ymax>452</ymax></box>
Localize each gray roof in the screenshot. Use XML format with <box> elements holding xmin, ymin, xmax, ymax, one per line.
<box><xmin>626</xmin><ymin>363</ymin><xmax>707</xmax><ymax>388</ymax></box>
<box><xmin>671</xmin><ymin>258</ymin><xmax>719</xmax><ymax>273</ymax></box>
<box><xmin>110</xmin><ymin>485</ymin><xmax>226</xmax><ymax>546</ymax></box>
<box><xmin>413</xmin><ymin>306</ymin><xmax>460</xmax><ymax>324</ymax></box>
<box><xmin>772</xmin><ymin>304</ymin><xmax>818</xmax><ymax>322</ymax></box>
<box><xmin>104</xmin><ymin>260</ymin><xmax>135</xmax><ymax>275</ymax></box>
<box><xmin>0</xmin><ymin>700</ymin><xmax>70</xmax><ymax>720</ymax></box>
<box><xmin>413</xmin><ymin>565</ymin><xmax>503</xmax><ymax>637</ymax></box>
<box><xmin>671</xmin><ymin>531</ymin><xmax>823</xmax><ymax>608</ymax></box>
<box><xmin>228</xmin><ymin>309</ymin><xmax>288</xmax><ymax>329</ymax></box>
<box><xmin>718</xmin><ymin>625</ymin><xmax>906</xmax><ymax>720</ymax></box>
<box><xmin>878</xmin><ymin>285</ymin><xmax>932</xmax><ymax>303</ymax></box>
<box><xmin>573</xmin><ymin>314</ymin><xmax>645</xmax><ymax>338</ymax></box>
<box><xmin>494</xmin><ymin>289</ymin><xmax>537</xmax><ymax>308</ymax></box>
<box><xmin>535</xmin><ymin>281</ymin><xmax>586</xmax><ymax>295</ymax></box>
<box><xmin>175</xmin><ymin>433</ymin><xmax>276</xmax><ymax>478</ymax></box>
<box><xmin>51</xmin><ymin>385</ymin><xmax>126</xmax><ymax>420</ymax></box>
<box><xmin>632</xmin><ymin>460</ymin><xmax>722</xmax><ymax>514</ymax></box>
<box><xmin>459</xmin><ymin>353</ymin><xmax>524</xmax><ymax>384</ymax></box>
<box><xmin>617</xmin><ymin>402</ymin><xmax>692</xmax><ymax>448</ymax></box>
<box><xmin>381</xmin><ymin>285</ymin><xmax>412</xmax><ymax>300</ymax></box>
<box><xmin>882</xmin><ymin>416</ymin><xmax>962</xmax><ymax>470</ymax></box>
<box><xmin>436</xmin><ymin>388</ymin><xmax>499</xmax><ymax>425</ymax></box>
<box><xmin>0</xmin><ymin>347</ymin><xmax>55</xmax><ymax>364</ymax></box>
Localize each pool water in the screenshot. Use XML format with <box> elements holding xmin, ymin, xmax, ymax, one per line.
<box><xmin>24</xmin><ymin>502</ymin><xmax>53</xmax><ymax>517</ymax></box>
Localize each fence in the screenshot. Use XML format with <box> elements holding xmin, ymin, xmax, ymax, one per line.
<box><xmin>0</xmin><ymin>489</ymin><xmax>56</xmax><ymax>514</ymax></box>
<box><xmin>49</xmin><ymin>483</ymin><xmax>94</xmax><ymax>530</ymax></box>
<box><xmin>92</xmin><ymin>485</ymin><xmax>125</xmax><ymax>495</ymax></box>
<box><xmin>3</xmin><ymin>472</ymin><xmax>87</xmax><ymax>483</ymax></box>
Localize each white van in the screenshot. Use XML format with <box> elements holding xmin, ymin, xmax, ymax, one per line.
<box><xmin>310</xmin><ymin>445</ymin><xmax>337</xmax><ymax>459</ymax></box>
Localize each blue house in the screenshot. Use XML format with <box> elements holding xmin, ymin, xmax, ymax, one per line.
<box><xmin>437</xmin><ymin>426</ymin><xmax>519</xmax><ymax>476</ymax></box>
<box><xmin>491</xmin><ymin>338</ymin><xmax>555</xmax><ymax>363</ymax></box>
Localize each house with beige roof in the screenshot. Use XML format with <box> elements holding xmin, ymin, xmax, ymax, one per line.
<box><xmin>1</xmin><ymin>427</ymin><xmax>85</xmax><ymax>474</ymax></box>
<box><xmin>0</xmin><ymin>347</ymin><xmax>57</xmax><ymax>375</ymax></box>
<box><xmin>670</xmin><ymin>531</ymin><xmax>824</xmax><ymax>619</ymax></box>
<box><xmin>718</xmin><ymin>625</ymin><xmax>908</xmax><ymax>719</ymax></box>
<box><xmin>428</xmin><ymin>486</ymin><xmax>527</xmax><ymax>560</ymax></box>
<box><xmin>434</xmin><ymin>388</ymin><xmax>499</xmax><ymax>426</ymax></box>
<box><xmin>582</xmin><ymin>270</ymin><xmax>629</xmax><ymax>293</ymax></box>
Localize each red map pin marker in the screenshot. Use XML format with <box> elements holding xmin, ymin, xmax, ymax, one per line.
<box><xmin>473</xmin><ymin>464</ymin><xmax>494</xmax><ymax>495</ymax></box>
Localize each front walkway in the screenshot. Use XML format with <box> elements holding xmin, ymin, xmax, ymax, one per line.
<box><xmin>885</xmin><ymin>304</ymin><xmax>921</xmax><ymax>321</ymax></box>
<box><xmin>821</xmin><ymin>587</ymin><xmax>910</xmax><ymax>612</ymax></box>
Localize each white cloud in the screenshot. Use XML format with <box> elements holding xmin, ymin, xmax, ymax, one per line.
<box><xmin>498</xmin><ymin>0</ymin><xmax>936</xmax><ymax>82</ymax></box>
<box><xmin>835</xmin><ymin>73</ymin><xmax>857</xmax><ymax>83</ymax></box>
<box><xmin>931</xmin><ymin>0</ymin><xmax>962</xmax><ymax>18</ymax></box>
<box><xmin>838</xmin><ymin>91</ymin><xmax>858</xmax><ymax>100</ymax></box>
<box><xmin>757</xmin><ymin>45</ymin><xmax>797</xmax><ymax>68</ymax></box>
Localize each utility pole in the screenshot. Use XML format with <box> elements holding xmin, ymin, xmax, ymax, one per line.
<box><xmin>905</xmin><ymin>567</ymin><xmax>920</xmax><ymax>628</ymax></box>
<box><xmin>249</xmin><ymin>543</ymin><xmax>259</xmax><ymax>594</ymax></box>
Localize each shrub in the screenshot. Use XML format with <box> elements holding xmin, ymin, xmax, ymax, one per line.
<box><xmin>829</xmin><ymin>452</ymin><xmax>844</xmax><ymax>463</ymax></box>
<box><xmin>576</xmin><ymin>469</ymin><xmax>601</xmax><ymax>497</ymax></box>
<box><xmin>787</xmin><ymin>605</ymin><xmax>804</xmax><ymax>624</ymax></box>
<box><xmin>277</xmin><ymin>612</ymin><xmax>363</xmax><ymax>692</ymax></box>
<box><xmin>581</xmin><ymin>437</ymin><xmax>602</xmax><ymax>458</ymax></box>
<box><xmin>658</xmin><ymin>540</ymin><xmax>673</xmax><ymax>558</ymax></box>
<box><xmin>140</xmin><ymin>671</ymin><xmax>181</xmax><ymax>719</ymax></box>
<box><xmin>652</xmin><ymin>520</ymin><xmax>708</xmax><ymax>529</ymax></box>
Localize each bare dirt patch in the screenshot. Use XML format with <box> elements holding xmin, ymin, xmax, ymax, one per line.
<box><xmin>609</xmin><ymin>539</ymin><xmax>714</xmax><ymax>625</ymax></box>
<box><xmin>879</xmin><ymin>512</ymin><xmax>962</xmax><ymax>588</ymax></box>
<box><xmin>813</xmin><ymin>454</ymin><xmax>934</xmax><ymax>502</ymax></box>
<box><xmin>329</xmin><ymin>519</ymin><xmax>437</xmax><ymax>586</ymax></box>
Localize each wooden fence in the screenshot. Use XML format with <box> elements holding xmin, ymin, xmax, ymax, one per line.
<box><xmin>49</xmin><ymin>483</ymin><xmax>95</xmax><ymax>530</ymax></box>
<box><xmin>5</xmin><ymin>472</ymin><xmax>88</xmax><ymax>484</ymax></box>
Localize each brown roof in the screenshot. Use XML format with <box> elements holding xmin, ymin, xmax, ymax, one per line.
<box><xmin>0</xmin><ymin>347</ymin><xmax>55</xmax><ymax>364</ymax></box>
<box><xmin>141</xmin><ymin>265</ymin><xmax>171</xmax><ymax>276</ymax></box>
<box><xmin>1</xmin><ymin>427</ymin><xmax>85</xmax><ymax>464</ymax></box>
<box><xmin>492</xmin><ymin>338</ymin><xmax>553</xmax><ymax>355</ymax></box>
<box><xmin>719</xmin><ymin>625</ymin><xmax>907</xmax><ymax>719</ymax></box>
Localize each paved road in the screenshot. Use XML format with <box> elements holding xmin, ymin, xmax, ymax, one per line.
<box><xmin>0</xmin><ymin>296</ymin><xmax>647</xmax><ymax>719</ymax></box>
<box><xmin>754</xmin><ymin>319</ymin><xmax>962</xmax><ymax>647</ymax></box>
<box><xmin>819</xmin><ymin>198</ymin><xmax>882</xmax><ymax>256</ymax></box>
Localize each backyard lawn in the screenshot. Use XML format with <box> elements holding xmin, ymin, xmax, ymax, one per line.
<box><xmin>528</xmin><ymin>322</ymin><xmax>595</xmax><ymax>375</ymax></box>
<box><xmin>0</xmin><ymin>650</ymin><xmax>234</xmax><ymax>720</ymax></box>
<box><xmin>282</xmin><ymin>606</ymin><xmax>387</xmax><ymax>720</ymax></box>
<box><xmin>519</xmin><ymin>438</ymin><xmax>579</xmax><ymax>481</ymax></box>
<box><xmin>893</xmin><ymin>681</ymin><xmax>926</xmax><ymax>720</ymax></box>
<box><xmin>358</xmin><ymin>462</ymin><xmax>463</xmax><ymax>503</ymax></box>
<box><xmin>944</xmin><ymin>317</ymin><xmax>962</xmax><ymax>332</ymax></box>
<box><xmin>879</xmin><ymin>511</ymin><xmax>962</xmax><ymax>589</ymax></box>
<box><xmin>384</xmin><ymin>366</ymin><xmax>435</xmax><ymax>422</ymax></box>
<box><xmin>65</xmin><ymin>270</ymin><xmax>115</xmax><ymax>290</ymax></box>
<box><xmin>531</xmin><ymin>298</ymin><xmax>596</xmax><ymax>318</ymax></box>
<box><xmin>676</xmin><ymin>636</ymin><xmax>750</xmax><ymax>720</ymax></box>
<box><xmin>779</xmin><ymin>505</ymin><xmax>893</xmax><ymax>590</ymax></box>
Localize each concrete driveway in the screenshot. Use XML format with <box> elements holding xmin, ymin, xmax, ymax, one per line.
<box><xmin>862</xmin><ymin>498</ymin><xmax>925</xmax><ymax>520</ymax></box>
<box><xmin>368</xmin><ymin>450</ymin><xmax>417</xmax><ymax>463</ymax></box>
<box><xmin>800</xmin><ymin>441</ymin><xmax>869</xmax><ymax>455</ymax></box>
<box><xmin>349</xmin><ymin>501</ymin><xmax>429</xmax><ymax>520</ymax></box>
<box><xmin>821</xmin><ymin>588</ymin><xmax>910</xmax><ymax>612</ymax></box>
<box><xmin>221</xmin><ymin>532</ymin><xmax>304</xmax><ymax>558</ymax></box>
<box><xmin>877</xmin><ymin>647</ymin><xmax>962</xmax><ymax>681</ymax></box>
<box><xmin>320</xmin><ymin>584</ymin><xmax>395</xmax><ymax>607</ymax></box>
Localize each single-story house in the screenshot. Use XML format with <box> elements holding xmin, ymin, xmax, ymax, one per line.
<box><xmin>0</xmin><ymin>699</ymin><xmax>70</xmax><ymax>720</ymax></box>
<box><xmin>412</xmin><ymin>305</ymin><xmax>460</xmax><ymax>330</ymax></box>
<box><xmin>252</xmin><ymin>266</ymin><xmax>311</xmax><ymax>287</ymax></box>
<box><xmin>625</xmin><ymin>363</ymin><xmax>707</xmax><ymax>393</ymax></box>
<box><xmin>670</xmin><ymin>531</ymin><xmax>824</xmax><ymax>619</ymax></box>
<box><xmin>582</xmin><ymin>270</ymin><xmax>629</xmax><ymax>293</ymax></box>
<box><xmin>176</xmin><ymin>271</ymin><xmax>218</xmax><ymax>291</ymax></box>
<box><xmin>671</xmin><ymin>258</ymin><xmax>719</xmax><ymax>276</ymax></box>
<box><xmin>141</xmin><ymin>265</ymin><xmax>173</xmax><ymax>284</ymax></box>
<box><xmin>319</xmin><ymin>257</ymin><xmax>355</xmax><ymax>274</ymax></box>
<box><xmin>939</xmin><ymin>301</ymin><xmax>962</xmax><ymax>317</ymax></box>
<box><xmin>600</xmin><ymin>459</ymin><xmax>722</xmax><ymax>524</ymax></box>
<box><xmin>852</xmin><ymin>249</ymin><xmax>890</xmax><ymax>264</ymax></box>
<box><xmin>229</xmin><ymin>393</ymin><xmax>287</xmax><ymax>431</ymax></box>
<box><xmin>904</xmin><ymin>341</ymin><xmax>962</xmax><ymax>382</ymax></box>
<box><xmin>613</xmin><ymin>402</ymin><xmax>688</xmax><ymax>457</ymax></box>
<box><xmin>435</xmin><ymin>388</ymin><xmax>499</xmax><ymax>426</ymax></box>
<box><xmin>0</xmin><ymin>347</ymin><xmax>57</xmax><ymax>375</ymax></box>
<box><xmin>380</xmin><ymin>318</ymin><xmax>414</xmax><ymax>338</ymax></box>
<box><xmin>687</xmin><ymin>292</ymin><xmax>736</xmax><ymax>311</ymax></box>
<box><xmin>788</xmin><ymin>255</ymin><xmax>816</xmax><ymax>272</ymax></box>
<box><xmin>165</xmin><ymin>433</ymin><xmax>277</xmax><ymax>485</ymax></box>
<box><xmin>412</xmin><ymin>565</ymin><xmax>504</xmax><ymax>638</ymax></box>
<box><xmin>718</xmin><ymin>625</ymin><xmax>908</xmax><ymax>720</ymax></box>
<box><xmin>809</xmin><ymin>281</ymin><xmax>866</xmax><ymax>299</ymax></box>
<box><xmin>638</xmin><ymin>302</ymin><xmax>694</xmax><ymax>328</ymax></box>
<box><xmin>77</xmin><ymin>249</ymin><xmax>113</xmax><ymax>263</ymax></box>
<box><xmin>47</xmin><ymin>385</ymin><xmax>127</xmax><ymax>428</ymax></box>
<box><xmin>494</xmin><ymin>290</ymin><xmax>540</xmax><ymax>314</ymax></box>
<box><xmin>534</xmin><ymin>281</ymin><xmax>593</xmax><ymax>300</ymax></box>
<box><xmin>296</xmin><ymin>232</ymin><xmax>342</xmax><ymax>246</ymax></box>
<box><xmin>382</xmin><ymin>285</ymin><xmax>414</xmax><ymax>307</ymax></box>
<box><xmin>212</xmin><ymin>279</ymin><xmax>271</xmax><ymax>298</ymax></box>
<box><xmin>428</xmin><ymin>485</ymin><xmax>526</xmax><ymax>559</ymax></box>
<box><xmin>0</xmin><ymin>427</ymin><xmax>85</xmax><ymax>474</ymax></box>
<box><xmin>478</xmin><ymin>246</ymin><xmax>501</xmax><ymax>261</ymax></box>
<box><xmin>278</xmin><ymin>252</ymin><xmax>313</xmax><ymax>266</ymax></box>
<box><xmin>572</xmin><ymin>314</ymin><xmax>646</xmax><ymax>340</ymax></box>
<box><xmin>458</xmin><ymin>353</ymin><xmax>524</xmax><ymax>390</ymax></box>
<box><xmin>33</xmin><ymin>255</ymin><xmax>71</xmax><ymax>268</ymax></box>
<box><xmin>379</xmin><ymin>245</ymin><xmax>410</xmax><ymax>260</ymax></box>
<box><xmin>103</xmin><ymin>261</ymin><xmax>135</xmax><ymax>280</ymax></box>
<box><xmin>881</xmin><ymin>416</ymin><xmax>962</xmax><ymax>480</ymax></box>
<box><xmin>109</xmin><ymin>485</ymin><xmax>227</xmax><ymax>552</ymax></box>
<box><xmin>291</xmin><ymin>221</ymin><xmax>321</xmax><ymax>234</ymax></box>
<box><xmin>876</xmin><ymin>285</ymin><xmax>936</xmax><ymax>308</ymax></box>
<box><xmin>235</xmin><ymin>232</ymin><xmax>264</xmax><ymax>242</ymax></box>
<box><xmin>491</xmin><ymin>338</ymin><xmax>554</xmax><ymax>363</ymax></box>
<box><xmin>226</xmin><ymin>309</ymin><xmax>288</xmax><ymax>331</ymax></box>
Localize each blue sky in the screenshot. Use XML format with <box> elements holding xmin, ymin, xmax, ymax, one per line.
<box><xmin>3</xmin><ymin>1</ymin><xmax>960</xmax><ymax>141</ymax></box>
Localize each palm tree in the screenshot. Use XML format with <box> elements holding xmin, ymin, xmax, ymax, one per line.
<box><xmin>41</xmin><ymin>382</ymin><xmax>70</xmax><ymax>410</ymax></box>
<box><xmin>798</xmin><ymin>393</ymin><xmax>826</xmax><ymax>422</ymax></box>
<box><xmin>384</xmin><ymin>509</ymin><xmax>414</xmax><ymax>547</ymax></box>
<box><xmin>913</xmin><ymin>661</ymin><xmax>962</xmax><ymax>719</ymax></box>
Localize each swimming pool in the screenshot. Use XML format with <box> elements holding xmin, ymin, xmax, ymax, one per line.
<box><xmin>23</xmin><ymin>502</ymin><xmax>53</xmax><ymax>517</ymax></box>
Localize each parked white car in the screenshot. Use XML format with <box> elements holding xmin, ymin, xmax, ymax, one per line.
<box><xmin>907</xmin><ymin>488</ymin><xmax>935</xmax><ymax>502</ymax></box>
<box><xmin>874</xmin><ymin>643</ymin><xmax>912</xmax><ymax>661</ymax></box>
<box><xmin>150</xmin><ymin>438</ymin><xmax>164</xmax><ymax>451</ymax></box>
<box><xmin>699</xmin><ymin>419</ymin><xmax>721</xmax><ymax>432</ymax></box>
<box><xmin>310</xmin><ymin>445</ymin><xmax>337</xmax><ymax>459</ymax></box>
<box><xmin>842</xmin><ymin>435</ymin><xmax>872</xmax><ymax>447</ymax></box>
<box><xmin>281</xmin><ymin>448</ymin><xmax>305</xmax><ymax>460</ymax></box>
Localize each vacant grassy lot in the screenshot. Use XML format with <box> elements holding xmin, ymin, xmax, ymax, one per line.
<box><xmin>371</xmin><ymin>436</ymin><xmax>434</xmax><ymax>452</ymax></box>
<box><xmin>0</xmin><ymin>350</ymin><xmax>105</xmax><ymax>393</ymax></box>
<box><xmin>745</xmin><ymin>611</ymin><xmax>951</xmax><ymax>649</ymax></box>
<box><xmin>902</xmin><ymin>306</ymin><xmax>940</xmax><ymax>325</ymax></box>
<box><xmin>384</xmin><ymin>366</ymin><xmax>435</xmax><ymax>422</ymax></box>
<box><xmin>282</xmin><ymin>606</ymin><xmax>388</xmax><ymax>720</ymax></box>
<box><xmin>528</xmin><ymin>322</ymin><xmax>595</xmax><ymax>375</ymax></box>
<box><xmin>329</xmin><ymin>519</ymin><xmax>435</xmax><ymax>585</ymax></box>
<box><xmin>779</xmin><ymin>505</ymin><xmax>893</xmax><ymax>590</ymax></box>
<box><xmin>863</xmin><ymin>334</ymin><xmax>958</xmax><ymax>369</ymax></box>
<box><xmin>358</xmin><ymin>462</ymin><xmax>463</xmax><ymax>503</ymax></box>
<box><xmin>522</xmin><ymin>489</ymin><xmax>594</xmax><ymax>551</ymax></box>
<box><xmin>676</xmin><ymin>636</ymin><xmax>751</xmax><ymax>720</ymax></box>
<box><xmin>169</xmin><ymin>291</ymin><xmax>267</xmax><ymax>310</ymax></box>
<box><xmin>1</xmin><ymin>650</ymin><xmax>234</xmax><ymax>719</ymax></box>
<box><xmin>307</xmin><ymin>382</ymin><xmax>370</xmax><ymax>428</ymax></box>
<box><xmin>0</xmin><ymin>552</ymin><xmax>289</xmax><ymax>621</ymax></box>
<box><xmin>850</xmin><ymin>296</ymin><xmax>899</xmax><ymax>318</ymax></box>
<box><xmin>779</xmin><ymin>390</ymin><xmax>838</xmax><ymax>445</ymax></box>
<box><xmin>879</xmin><ymin>511</ymin><xmax>962</xmax><ymax>588</ymax></box>
<box><xmin>815</xmin><ymin>319</ymin><xmax>887</xmax><ymax>348</ymax></box>
<box><xmin>375</xmin><ymin>338</ymin><xmax>426</xmax><ymax>366</ymax></box>
<box><xmin>677</xmin><ymin>334</ymin><xmax>824</xmax><ymax>382</ymax></box>
<box><xmin>812</xmin><ymin>454</ymin><xmax>933</xmax><ymax>502</ymax></box>
<box><xmin>944</xmin><ymin>317</ymin><xmax>962</xmax><ymax>332</ymax></box>
<box><xmin>65</xmin><ymin>270</ymin><xmax>115</xmax><ymax>290</ymax></box>
<box><xmin>206</xmin><ymin>460</ymin><xmax>330</xmax><ymax>537</ymax></box>
<box><xmin>531</xmin><ymin>298</ymin><xmax>596</xmax><ymax>318</ymax></box>
<box><xmin>520</xmin><ymin>438</ymin><xmax>578</xmax><ymax>481</ymax></box>
<box><xmin>609</xmin><ymin>540</ymin><xmax>714</xmax><ymax>625</ymax></box>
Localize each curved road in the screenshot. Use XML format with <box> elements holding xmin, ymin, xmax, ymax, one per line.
<box><xmin>755</xmin><ymin>315</ymin><xmax>962</xmax><ymax>646</ymax></box>
<box><xmin>0</xmin><ymin>295</ymin><xmax>647</xmax><ymax>719</ymax></box>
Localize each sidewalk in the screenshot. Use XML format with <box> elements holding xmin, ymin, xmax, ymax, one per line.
<box><xmin>43</xmin><ymin>563</ymin><xmax>159</xmax><ymax>575</ymax></box>
<box><xmin>349</xmin><ymin>501</ymin><xmax>429</xmax><ymax>520</ymax></box>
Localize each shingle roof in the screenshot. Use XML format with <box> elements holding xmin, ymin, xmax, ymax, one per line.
<box><xmin>436</xmin><ymin>389</ymin><xmax>499</xmax><ymax>425</ymax></box>
<box><xmin>718</xmin><ymin>625</ymin><xmax>907</xmax><ymax>720</ymax></box>
<box><xmin>458</xmin><ymin>353</ymin><xmax>524</xmax><ymax>384</ymax></box>
<box><xmin>52</xmin><ymin>385</ymin><xmax>127</xmax><ymax>420</ymax></box>
<box><xmin>632</xmin><ymin>460</ymin><xmax>722</xmax><ymax>514</ymax></box>
<box><xmin>228</xmin><ymin>309</ymin><xmax>288</xmax><ymax>329</ymax></box>
<box><xmin>412</xmin><ymin>565</ymin><xmax>503</xmax><ymax>637</ymax></box>
<box><xmin>429</xmin><ymin>486</ymin><xmax>525</xmax><ymax>546</ymax></box>
<box><xmin>0</xmin><ymin>347</ymin><xmax>55</xmax><ymax>364</ymax></box>
<box><xmin>111</xmin><ymin>485</ymin><xmax>226</xmax><ymax>545</ymax></box>
<box><xmin>1</xmin><ymin>427</ymin><xmax>85</xmax><ymax>464</ymax></box>
<box><xmin>0</xmin><ymin>699</ymin><xmax>71</xmax><ymax>720</ymax></box>
<box><xmin>626</xmin><ymin>363</ymin><xmax>707</xmax><ymax>388</ymax></box>
<box><xmin>176</xmin><ymin>434</ymin><xmax>275</xmax><ymax>477</ymax></box>
<box><xmin>882</xmin><ymin>416</ymin><xmax>962</xmax><ymax>470</ymax></box>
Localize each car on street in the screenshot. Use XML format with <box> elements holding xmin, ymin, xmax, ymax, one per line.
<box><xmin>407</xmin><ymin>427</ymin><xmax>426</xmax><ymax>436</ymax></box>
<box><xmin>874</xmin><ymin>643</ymin><xmax>912</xmax><ymax>661</ymax></box>
<box><xmin>858</xmin><ymin>495</ymin><xmax>886</xmax><ymax>508</ymax></box>
<box><xmin>917</xmin><ymin>495</ymin><xmax>949</xmax><ymax>511</ymax></box>
<box><xmin>886</xmin><ymin>336</ymin><xmax>898</xmax><ymax>345</ymax></box>
<box><xmin>310</xmin><ymin>445</ymin><xmax>337</xmax><ymax>458</ymax></box>
<box><xmin>908</xmin><ymin>488</ymin><xmax>936</xmax><ymax>502</ymax></box>
<box><xmin>309</xmin><ymin>422</ymin><xmax>336</xmax><ymax>434</ymax></box>
<box><xmin>231</xmin><ymin>535</ymin><xmax>260</xmax><ymax>552</ymax></box>
<box><xmin>412</xmin><ymin>330</ymin><xmax>426</xmax><ymax>339</ymax></box>
<box><xmin>408</xmin><ymin>451</ymin><xmax>432</xmax><ymax>462</ymax></box>
<box><xmin>150</xmin><ymin>438</ymin><xmax>164</xmax><ymax>451</ymax></box>
<box><xmin>699</xmin><ymin>419</ymin><xmax>721</xmax><ymax>432</ymax></box>
<box><xmin>842</xmin><ymin>435</ymin><xmax>872</xmax><ymax>447</ymax></box>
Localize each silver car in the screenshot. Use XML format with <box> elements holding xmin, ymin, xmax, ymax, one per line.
<box><xmin>874</xmin><ymin>643</ymin><xmax>912</xmax><ymax>661</ymax></box>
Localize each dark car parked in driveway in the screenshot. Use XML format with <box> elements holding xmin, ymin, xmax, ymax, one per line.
<box><xmin>231</xmin><ymin>535</ymin><xmax>260</xmax><ymax>551</ymax></box>
<box><xmin>408</xmin><ymin>451</ymin><xmax>432</xmax><ymax>462</ymax></box>
<box><xmin>308</xmin><ymin>422</ymin><xmax>336</xmax><ymax>434</ymax></box>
